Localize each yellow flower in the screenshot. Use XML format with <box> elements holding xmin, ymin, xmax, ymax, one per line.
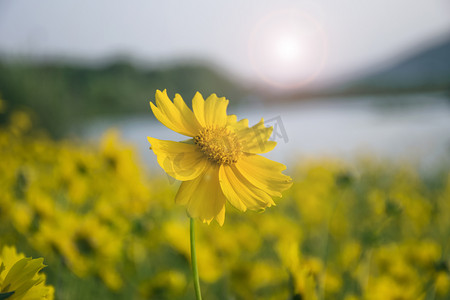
<box><xmin>0</xmin><ymin>246</ymin><xmax>54</xmax><ymax>300</ymax></box>
<box><xmin>148</xmin><ymin>90</ymin><xmax>292</xmax><ymax>225</ymax></box>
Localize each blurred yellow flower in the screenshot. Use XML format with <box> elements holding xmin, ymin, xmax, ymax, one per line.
<box><xmin>148</xmin><ymin>90</ymin><xmax>292</xmax><ymax>225</ymax></box>
<box><xmin>0</xmin><ymin>95</ymin><xmax>5</xmax><ymax>113</ymax></box>
<box><xmin>0</xmin><ymin>245</ymin><xmax>54</xmax><ymax>300</ymax></box>
<box><xmin>435</xmin><ymin>271</ymin><xmax>450</xmax><ymax>296</ymax></box>
<box><xmin>139</xmin><ymin>270</ymin><xmax>187</xmax><ymax>299</ymax></box>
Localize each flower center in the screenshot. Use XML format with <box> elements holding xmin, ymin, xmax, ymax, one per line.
<box><xmin>194</xmin><ymin>126</ymin><xmax>242</xmax><ymax>165</ymax></box>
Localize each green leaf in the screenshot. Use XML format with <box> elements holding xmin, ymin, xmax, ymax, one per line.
<box><xmin>0</xmin><ymin>291</ymin><xmax>15</xmax><ymax>299</ymax></box>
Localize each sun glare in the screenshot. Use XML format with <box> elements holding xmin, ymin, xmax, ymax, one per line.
<box><xmin>248</xmin><ymin>10</ymin><xmax>327</xmax><ymax>89</ymax></box>
<box><xmin>275</xmin><ymin>35</ymin><xmax>302</xmax><ymax>63</ymax></box>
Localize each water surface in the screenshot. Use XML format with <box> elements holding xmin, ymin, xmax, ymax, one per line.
<box><xmin>85</xmin><ymin>92</ymin><xmax>450</xmax><ymax>174</ymax></box>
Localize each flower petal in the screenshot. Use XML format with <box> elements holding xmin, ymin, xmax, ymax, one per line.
<box><xmin>204</xmin><ymin>94</ymin><xmax>228</xmax><ymax>127</ymax></box>
<box><xmin>219</xmin><ymin>164</ymin><xmax>275</xmax><ymax>212</ymax></box>
<box><xmin>3</xmin><ymin>257</ymin><xmax>45</xmax><ymax>299</ymax></box>
<box><xmin>192</xmin><ymin>92</ymin><xmax>206</xmax><ymax>127</ymax></box>
<box><xmin>150</xmin><ymin>90</ymin><xmax>200</xmax><ymax>137</ymax></box>
<box><xmin>148</xmin><ymin>137</ymin><xmax>207</xmax><ymax>181</ymax></box>
<box><xmin>235</xmin><ymin>118</ymin><xmax>276</xmax><ymax>154</ymax></box>
<box><xmin>227</xmin><ymin>115</ymin><xmax>249</xmax><ymax>131</ymax></box>
<box><xmin>173</xmin><ymin>93</ymin><xmax>202</xmax><ymax>134</ymax></box>
<box><xmin>175</xmin><ymin>163</ymin><xmax>226</xmax><ymax>225</ymax></box>
<box><xmin>235</xmin><ymin>154</ymin><xmax>292</xmax><ymax>198</ymax></box>
<box><xmin>193</xmin><ymin>92</ymin><xmax>229</xmax><ymax>128</ymax></box>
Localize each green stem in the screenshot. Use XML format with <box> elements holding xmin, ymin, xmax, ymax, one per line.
<box><xmin>190</xmin><ymin>218</ymin><xmax>202</xmax><ymax>300</ymax></box>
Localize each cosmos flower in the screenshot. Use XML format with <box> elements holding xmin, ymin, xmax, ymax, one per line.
<box><xmin>0</xmin><ymin>245</ymin><xmax>54</xmax><ymax>300</ymax></box>
<box><xmin>148</xmin><ymin>90</ymin><xmax>292</xmax><ymax>225</ymax></box>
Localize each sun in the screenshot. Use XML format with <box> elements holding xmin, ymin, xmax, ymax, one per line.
<box><xmin>274</xmin><ymin>34</ymin><xmax>303</xmax><ymax>64</ymax></box>
<box><xmin>248</xmin><ymin>10</ymin><xmax>328</xmax><ymax>89</ymax></box>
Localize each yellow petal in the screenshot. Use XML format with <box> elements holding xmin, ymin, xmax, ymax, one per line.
<box><xmin>1</xmin><ymin>246</ymin><xmax>25</xmax><ymax>273</ymax></box>
<box><xmin>233</xmin><ymin>118</ymin><xmax>276</xmax><ymax>154</ymax></box>
<box><xmin>219</xmin><ymin>164</ymin><xmax>275</xmax><ymax>212</ymax></box>
<box><xmin>175</xmin><ymin>163</ymin><xmax>226</xmax><ymax>226</ymax></box>
<box><xmin>235</xmin><ymin>154</ymin><xmax>292</xmax><ymax>198</ymax></box>
<box><xmin>204</xmin><ymin>94</ymin><xmax>228</xmax><ymax>127</ymax></box>
<box><xmin>173</xmin><ymin>93</ymin><xmax>202</xmax><ymax>134</ymax></box>
<box><xmin>150</xmin><ymin>90</ymin><xmax>199</xmax><ymax>137</ymax></box>
<box><xmin>193</xmin><ymin>92</ymin><xmax>229</xmax><ymax>128</ymax></box>
<box><xmin>227</xmin><ymin>114</ymin><xmax>249</xmax><ymax>131</ymax></box>
<box><xmin>227</xmin><ymin>114</ymin><xmax>237</xmax><ymax>125</ymax></box>
<box><xmin>3</xmin><ymin>257</ymin><xmax>45</xmax><ymax>298</ymax></box>
<box><xmin>215</xmin><ymin>204</ymin><xmax>225</xmax><ymax>226</ymax></box>
<box><xmin>192</xmin><ymin>92</ymin><xmax>206</xmax><ymax>127</ymax></box>
<box><xmin>148</xmin><ymin>137</ymin><xmax>207</xmax><ymax>181</ymax></box>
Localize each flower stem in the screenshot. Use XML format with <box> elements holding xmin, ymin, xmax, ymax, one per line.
<box><xmin>190</xmin><ymin>218</ymin><xmax>202</xmax><ymax>300</ymax></box>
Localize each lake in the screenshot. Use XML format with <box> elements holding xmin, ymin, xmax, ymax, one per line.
<box><xmin>84</xmin><ymin>92</ymin><xmax>450</xmax><ymax>174</ymax></box>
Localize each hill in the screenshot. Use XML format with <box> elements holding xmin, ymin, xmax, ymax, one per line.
<box><xmin>0</xmin><ymin>60</ymin><xmax>246</xmax><ymax>136</ymax></box>
<box><xmin>264</xmin><ymin>36</ymin><xmax>450</xmax><ymax>102</ymax></box>
<box><xmin>342</xmin><ymin>36</ymin><xmax>450</xmax><ymax>94</ymax></box>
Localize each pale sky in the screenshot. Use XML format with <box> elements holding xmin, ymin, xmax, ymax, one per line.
<box><xmin>0</xmin><ymin>0</ymin><xmax>449</xmax><ymax>88</ymax></box>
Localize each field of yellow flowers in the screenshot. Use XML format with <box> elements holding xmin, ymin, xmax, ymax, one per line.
<box><xmin>1</xmin><ymin>105</ymin><xmax>449</xmax><ymax>299</ymax></box>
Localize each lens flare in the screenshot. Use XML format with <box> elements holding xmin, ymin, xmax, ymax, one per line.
<box><xmin>248</xmin><ymin>10</ymin><xmax>328</xmax><ymax>89</ymax></box>
<box><xmin>275</xmin><ymin>35</ymin><xmax>302</xmax><ymax>63</ymax></box>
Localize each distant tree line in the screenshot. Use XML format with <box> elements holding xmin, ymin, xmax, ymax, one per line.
<box><xmin>0</xmin><ymin>60</ymin><xmax>246</xmax><ymax>137</ymax></box>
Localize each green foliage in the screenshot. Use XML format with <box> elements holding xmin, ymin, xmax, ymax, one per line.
<box><xmin>0</xmin><ymin>60</ymin><xmax>246</xmax><ymax>137</ymax></box>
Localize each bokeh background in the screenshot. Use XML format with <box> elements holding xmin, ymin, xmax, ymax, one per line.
<box><xmin>0</xmin><ymin>1</ymin><xmax>449</xmax><ymax>299</ymax></box>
